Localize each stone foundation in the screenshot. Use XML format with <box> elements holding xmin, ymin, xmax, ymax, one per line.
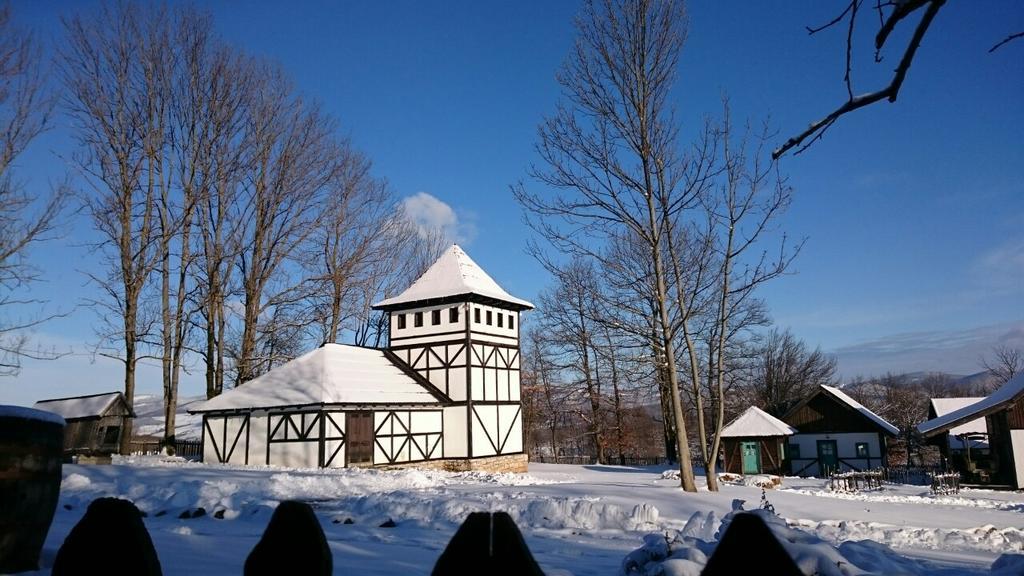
<box><xmin>379</xmin><ymin>453</ymin><xmax>528</xmax><ymax>474</ymax></box>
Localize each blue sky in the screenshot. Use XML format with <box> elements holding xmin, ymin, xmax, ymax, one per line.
<box><xmin>2</xmin><ymin>1</ymin><xmax>1022</xmax><ymax>405</ymax></box>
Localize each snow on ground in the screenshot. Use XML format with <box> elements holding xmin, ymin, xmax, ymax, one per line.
<box><xmin>27</xmin><ymin>460</ymin><xmax>1024</xmax><ymax>575</ymax></box>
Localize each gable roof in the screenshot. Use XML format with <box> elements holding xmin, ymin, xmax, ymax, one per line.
<box><xmin>373</xmin><ymin>244</ymin><xmax>533</xmax><ymax>311</ymax></box>
<box><xmin>189</xmin><ymin>344</ymin><xmax>449</xmax><ymax>413</ymax></box>
<box><xmin>929</xmin><ymin>397</ymin><xmax>989</xmax><ymax>437</ymax></box>
<box><xmin>721</xmin><ymin>406</ymin><xmax>797</xmax><ymax>438</ymax></box>
<box><xmin>918</xmin><ymin>373</ymin><xmax>1024</xmax><ymax>437</ymax></box>
<box><xmin>34</xmin><ymin>391</ymin><xmax>133</xmax><ymax>420</ymax></box>
<box><xmin>819</xmin><ymin>385</ymin><xmax>900</xmax><ymax>436</ymax></box>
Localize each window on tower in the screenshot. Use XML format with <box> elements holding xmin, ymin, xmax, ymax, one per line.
<box><xmin>486</xmin><ymin>310</ymin><xmax>492</xmax><ymax>325</ymax></box>
<box><xmin>449</xmin><ymin>307</ymin><xmax>459</xmax><ymax>323</ymax></box>
<box><xmin>508</xmin><ymin>314</ymin><xmax>514</xmax><ymax>329</ymax></box>
<box><xmin>474</xmin><ymin>308</ymin><xmax>481</xmax><ymax>323</ymax></box>
<box><xmin>497</xmin><ymin>313</ymin><xmax>503</xmax><ymax>328</ymax></box>
<box><xmin>397</xmin><ymin>314</ymin><xmax>406</xmax><ymax>329</ymax></box>
<box><xmin>414</xmin><ymin>312</ymin><xmax>423</xmax><ymax>327</ymax></box>
<box><xmin>431</xmin><ymin>309</ymin><xmax>441</xmax><ymax>325</ymax></box>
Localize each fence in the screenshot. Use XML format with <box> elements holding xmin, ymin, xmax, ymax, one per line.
<box><xmin>828</xmin><ymin>470</ymin><xmax>883</xmax><ymax>492</ymax></box>
<box><xmin>129</xmin><ymin>439</ymin><xmax>202</xmax><ymax>460</ymax></box>
<box><xmin>929</xmin><ymin>471</ymin><xmax>960</xmax><ymax>495</ymax></box>
<box><xmin>529</xmin><ymin>455</ymin><xmax>666</xmax><ymax>466</ymax></box>
<box><xmin>879</xmin><ymin>465</ymin><xmax>938</xmax><ymax>486</ymax></box>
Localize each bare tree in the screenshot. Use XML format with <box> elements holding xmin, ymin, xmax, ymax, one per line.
<box><xmin>302</xmin><ymin>145</ymin><xmax>393</xmax><ymax>345</ymax></box>
<box><xmin>774</xmin><ymin>1</ymin><xmax>1021</xmax><ymax>158</ymax></box>
<box><xmin>740</xmin><ymin>328</ymin><xmax>837</xmax><ymax>416</ymax></box>
<box><xmin>981</xmin><ymin>345</ymin><xmax>1023</xmax><ymax>388</ymax></box>
<box><xmin>516</xmin><ymin>0</ymin><xmax>698</xmax><ymax>491</ymax></box>
<box><xmin>61</xmin><ymin>2</ymin><xmax>174</xmax><ymax>453</ymax></box>
<box><xmin>352</xmin><ymin>212</ymin><xmax>446</xmax><ymax>348</ymax></box>
<box><xmin>536</xmin><ymin>259</ymin><xmax>607</xmax><ymax>462</ymax></box>
<box><xmin>0</xmin><ymin>4</ymin><xmax>66</xmax><ymax>375</ymax></box>
<box><xmin>232</xmin><ymin>67</ymin><xmax>338</xmax><ymax>385</ymax></box>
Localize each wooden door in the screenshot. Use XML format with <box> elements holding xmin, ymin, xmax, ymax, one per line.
<box><xmin>346</xmin><ymin>412</ymin><xmax>374</xmax><ymax>466</ymax></box>
<box><xmin>817</xmin><ymin>440</ymin><xmax>838</xmax><ymax>476</ymax></box>
<box><xmin>741</xmin><ymin>441</ymin><xmax>760</xmax><ymax>474</ymax></box>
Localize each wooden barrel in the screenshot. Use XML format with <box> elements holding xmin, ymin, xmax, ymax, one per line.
<box><xmin>0</xmin><ymin>406</ymin><xmax>65</xmax><ymax>573</ymax></box>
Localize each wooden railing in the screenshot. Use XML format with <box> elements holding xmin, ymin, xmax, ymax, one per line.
<box><xmin>929</xmin><ymin>471</ymin><xmax>960</xmax><ymax>495</ymax></box>
<box><xmin>529</xmin><ymin>455</ymin><xmax>666</xmax><ymax>466</ymax></box>
<box><xmin>129</xmin><ymin>439</ymin><xmax>202</xmax><ymax>460</ymax></box>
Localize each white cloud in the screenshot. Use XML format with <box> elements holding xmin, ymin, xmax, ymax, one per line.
<box><xmin>971</xmin><ymin>236</ymin><xmax>1024</xmax><ymax>294</ymax></box>
<box><xmin>832</xmin><ymin>320</ymin><xmax>1024</xmax><ymax>379</ymax></box>
<box><xmin>399</xmin><ymin>192</ymin><xmax>476</xmax><ymax>245</ymax></box>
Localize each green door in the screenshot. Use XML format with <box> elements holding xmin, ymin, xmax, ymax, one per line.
<box><xmin>817</xmin><ymin>440</ymin><xmax>838</xmax><ymax>476</ymax></box>
<box><xmin>741</xmin><ymin>441</ymin><xmax>760</xmax><ymax>474</ymax></box>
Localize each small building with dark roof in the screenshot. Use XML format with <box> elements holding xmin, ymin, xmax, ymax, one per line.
<box><xmin>720</xmin><ymin>406</ymin><xmax>796</xmax><ymax>475</ymax></box>
<box><xmin>918</xmin><ymin>374</ymin><xmax>1024</xmax><ymax>489</ymax></box>
<box><xmin>782</xmin><ymin>385</ymin><xmax>899</xmax><ymax>477</ymax></box>
<box><xmin>33</xmin><ymin>391</ymin><xmax>134</xmax><ymax>456</ymax></box>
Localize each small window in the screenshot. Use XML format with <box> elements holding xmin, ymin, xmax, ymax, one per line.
<box><xmin>855</xmin><ymin>442</ymin><xmax>869</xmax><ymax>458</ymax></box>
<box><xmin>397</xmin><ymin>314</ymin><xmax>406</xmax><ymax>329</ymax></box>
<box><xmin>414</xmin><ymin>312</ymin><xmax>423</xmax><ymax>327</ymax></box>
<box><xmin>508</xmin><ymin>314</ymin><xmax>514</xmax><ymax>329</ymax></box>
<box><xmin>486</xmin><ymin>310</ymin><xmax>492</xmax><ymax>325</ymax></box>
<box><xmin>787</xmin><ymin>443</ymin><xmax>801</xmax><ymax>460</ymax></box>
<box><xmin>431</xmin><ymin>309</ymin><xmax>441</xmax><ymax>325</ymax></box>
<box><xmin>474</xmin><ymin>308</ymin><xmax>481</xmax><ymax>323</ymax></box>
<box><xmin>449</xmin><ymin>307</ymin><xmax>459</xmax><ymax>323</ymax></box>
<box><xmin>101</xmin><ymin>426</ymin><xmax>120</xmax><ymax>445</ymax></box>
<box><xmin>497</xmin><ymin>313</ymin><xmax>503</xmax><ymax>328</ymax></box>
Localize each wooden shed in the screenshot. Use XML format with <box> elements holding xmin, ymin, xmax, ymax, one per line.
<box><xmin>783</xmin><ymin>385</ymin><xmax>899</xmax><ymax>477</ymax></box>
<box><xmin>721</xmin><ymin>406</ymin><xmax>796</xmax><ymax>475</ymax></box>
<box><xmin>918</xmin><ymin>373</ymin><xmax>1024</xmax><ymax>489</ymax></box>
<box><xmin>33</xmin><ymin>391</ymin><xmax>134</xmax><ymax>456</ymax></box>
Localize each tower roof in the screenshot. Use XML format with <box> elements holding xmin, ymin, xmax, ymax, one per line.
<box><xmin>373</xmin><ymin>244</ymin><xmax>533</xmax><ymax>311</ymax></box>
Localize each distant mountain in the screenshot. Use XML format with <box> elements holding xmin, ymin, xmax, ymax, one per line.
<box><xmin>845</xmin><ymin>370</ymin><xmax>999</xmax><ymax>396</ymax></box>
<box><xmin>132</xmin><ymin>394</ymin><xmax>204</xmax><ymax>440</ymax></box>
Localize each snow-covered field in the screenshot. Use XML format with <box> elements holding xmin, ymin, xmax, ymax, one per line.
<box><xmin>28</xmin><ymin>459</ymin><xmax>1024</xmax><ymax>575</ymax></box>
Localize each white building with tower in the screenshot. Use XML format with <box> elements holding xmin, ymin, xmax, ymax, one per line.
<box><xmin>189</xmin><ymin>245</ymin><xmax>532</xmax><ymax>472</ymax></box>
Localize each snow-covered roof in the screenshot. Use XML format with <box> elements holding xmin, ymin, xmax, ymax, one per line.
<box><xmin>190</xmin><ymin>344</ymin><xmax>446</xmax><ymax>413</ymax></box>
<box><xmin>33</xmin><ymin>392</ymin><xmax>131</xmax><ymax>420</ymax></box>
<box><xmin>820</xmin><ymin>385</ymin><xmax>900</xmax><ymax>436</ymax></box>
<box><xmin>373</xmin><ymin>244</ymin><xmax>533</xmax><ymax>310</ymax></box>
<box><xmin>919</xmin><ymin>373</ymin><xmax>1024</xmax><ymax>437</ymax></box>
<box><xmin>721</xmin><ymin>406</ymin><xmax>797</xmax><ymax>438</ymax></box>
<box><xmin>930</xmin><ymin>397</ymin><xmax>989</xmax><ymax>441</ymax></box>
<box><xmin>0</xmin><ymin>405</ymin><xmax>67</xmax><ymax>426</ymax></box>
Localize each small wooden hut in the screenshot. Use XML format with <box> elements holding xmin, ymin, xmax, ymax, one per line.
<box><xmin>721</xmin><ymin>406</ymin><xmax>796</xmax><ymax>475</ymax></box>
<box><xmin>33</xmin><ymin>392</ymin><xmax>134</xmax><ymax>456</ymax></box>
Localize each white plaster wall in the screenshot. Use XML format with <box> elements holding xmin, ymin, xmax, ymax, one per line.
<box><xmin>223</xmin><ymin>415</ymin><xmax>249</xmax><ymax>465</ymax></box>
<box><xmin>448</xmin><ymin>368</ymin><xmax>467</xmax><ymax>402</ymax></box>
<box><xmin>323</xmin><ymin>411</ymin><xmax>346</xmax><ymax>468</ymax></box>
<box><xmin>509</xmin><ymin>371</ymin><xmax>521</xmax><ymax>401</ymax></box>
<box><xmin>390</xmin><ymin>302</ymin><xmax>468</xmax><ymax>339</ymax></box>
<box><xmin>247</xmin><ymin>411</ymin><xmax>268</xmax><ymax>465</ymax></box>
<box><xmin>410</xmin><ymin>411</ymin><xmax>443</xmax><ymax>432</ymax></box>
<box><xmin>1011</xmin><ymin>430</ymin><xmax>1024</xmax><ymax>489</ymax></box>
<box><xmin>471</xmin><ymin>405</ymin><xmax>499</xmax><ymax>457</ymax></box>
<box><xmin>268</xmin><ymin>441</ymin><xmax>319</xmax><ymax>468</ymax></box>
<box><xmin>468</xmin><ymin>304</ymin><xmax>518</xmax><ymax>341</ymax></box>
<box><xmin>499</xmin><ymin>404</ymin><xmax>523</xmax><ymax>453</ymax></box>
<box><xmin>443</xmin><ymin>406</ymin><xmax>467</xmax><ymax>457</ymax></box>
<box><xmin>789</xmin><ymin>432</ymin><xmax>883</xmax><ymax>477</ymax></box>
<box><xmin>202</xmin><ymin>417</ymin><xmax>222</xmax><ymax>463</ymax></box>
